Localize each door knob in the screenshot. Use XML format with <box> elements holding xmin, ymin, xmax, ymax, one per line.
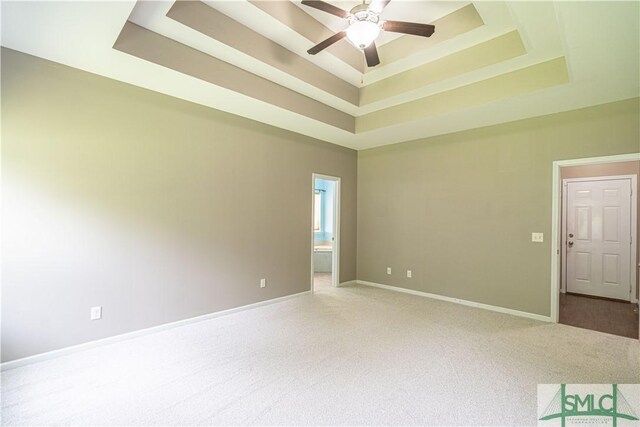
<box><xmin>568</xmin><ymin>241</ymin><xmax>574</xmax><ymax>247</ymax></box>
<box><xmin>569</xmin><ymin>233</ymin><xmax>574</xmax><ymax>238</ymax></box>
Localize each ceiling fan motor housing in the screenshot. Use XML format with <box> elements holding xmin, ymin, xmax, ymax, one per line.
<box><xmin>302</xmin><ymin>0</ymin><xmax>435</xmax><ymax>67</ymax></box>
<box><xmin>346</xmin><ymin>6</ymin><xmax>382</xmax><ymax>50</ymax></box>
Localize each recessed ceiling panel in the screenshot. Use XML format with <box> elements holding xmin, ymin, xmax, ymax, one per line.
<box><xmin>248</xmin><ymin>0</ymin><xmax>364</xmax><ymax>72</ymax></box>
<box><xmin>374</xmin><ymin>4</ymin><xmax>485</xmax><ymax>70</ymax></box>
<box><xmin>167</xmin><ymin>0</ymin><xmax>359</xmax><ymax>106</ymax></box>
<box><xmin>356</xmin><ymin>57</ymin><xmax>570</xmax><ymax>132</ymax></box>
<box><xmin>361</xmin><ymin>30</ymin><xmax>526</xmax><ymax>105</ymax></box>
<box><xmin>2</xmin><ymin>0</ymin><xmax>637</xmax><ymax>149</ymax></box>
<box><xmin>113</xmin><ymin>21</ymin><xmax>355</xmax><ymax>132</ymax></box>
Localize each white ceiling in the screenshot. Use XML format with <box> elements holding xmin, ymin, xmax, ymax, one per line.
<box><xmin>1</xmin><ymin>1</ymin><xmax>638</xmax><ymax>150</ymax></box>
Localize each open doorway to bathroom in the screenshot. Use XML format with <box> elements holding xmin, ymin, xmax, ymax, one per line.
<box><xmin>311</xmin><ymin>174</ymin><xmax>340</xmax><ymax>292</ymax></box>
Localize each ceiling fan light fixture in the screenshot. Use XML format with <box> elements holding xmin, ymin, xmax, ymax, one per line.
<box><xmin>302</xmin><ymin>0</ymin><xmax>435</xmax><ymax>67</ymax></box>
<box><xmin>346</xmin><ymin>11</ymin><xmax>380</xmax><ymax>50</ymax></box>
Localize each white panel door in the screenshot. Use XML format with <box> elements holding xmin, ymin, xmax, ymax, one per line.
<box><xmin>566</xmin><ymin>179</ymin><xmax>632</xmax><ymax>300</ymax></box>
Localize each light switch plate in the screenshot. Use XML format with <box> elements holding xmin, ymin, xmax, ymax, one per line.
<box><xmin>531</xmin><ymin>232</ymin><xmax>544</xmax><ymax>243</ymax></box>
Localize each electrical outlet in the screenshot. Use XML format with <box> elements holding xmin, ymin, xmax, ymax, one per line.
<box><xmin>90</xmin><ymin>306</ymin><xmax>102</xmax><ymax>320</ymax></box>
<box><xmin>386</xmin><ymin>267</ymin><xmax>392</xmax><ymax>275</ymax></box>
<box><xmin>407</xmin><ymin>270</ymin><xmax>412</xmax><ymax>278</ymax></box>
<box><xmin>531</xmin><ymin>232</ymin><xmax>544</xmax><ymax>243</ymax></box>
<box><xmin>260</xmin><ymin>278</ymin><xmax>266</xmax><ymax>288</ymax></box>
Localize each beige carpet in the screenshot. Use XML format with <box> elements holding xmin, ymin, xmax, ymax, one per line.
<box><xmin>313</xmin><ymin>272</ymin><xmax>333</xmax><ymax>291</ymax></box>
<box><xmin>2</xmin><ymin>283</ymin><xmax>639</xmax><ymax>426</ymax></box>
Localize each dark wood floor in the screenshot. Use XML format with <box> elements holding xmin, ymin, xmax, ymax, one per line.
<box><xmin>559</xmin><ymin>293</ymin><xmax>639</xmax><ymax>339</ymax></box>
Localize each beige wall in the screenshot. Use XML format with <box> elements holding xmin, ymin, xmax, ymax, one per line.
<box><xmin>561</xmin><ymin>161</ymin><xmax>640</xmax><ymax>299</ymax></box>
<box><xmin>2</xmin><ymin>46</ymin><xmax>639</xmax><ymax>363</ymax></box>
<box><xmin>1</xmin><ymin>48</ymin><xmax>357</xmax><ymax>362</ymax></box>
<box><xmin>357</xmin><ymin>98</ymin><xmax>640</xmax><ymax>317</ymax></box>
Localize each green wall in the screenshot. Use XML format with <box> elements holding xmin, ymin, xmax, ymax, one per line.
<box><xmin>3</xmin><ymin>45</ymin><xmax>639</xmax><ymax>363</ymax></box>
<box><xmin>1</xmin><ymin>48</ymin><xmax>357</xmax><ymax>362</ymax></box>
<box><xmin>357</xmin><ymin>98</ymin><xmax>640</xmax><ymax>316</ymax></box>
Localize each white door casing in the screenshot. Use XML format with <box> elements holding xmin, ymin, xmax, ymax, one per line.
<box><xmin>565</xmin><ymin>178</ymin><xmax>632</xmax><ymax>301</ymax></box>
<box><xmin>310</xmin><ymin>173</ymin><xmax>341</xmax><ymax>292</ymax></box>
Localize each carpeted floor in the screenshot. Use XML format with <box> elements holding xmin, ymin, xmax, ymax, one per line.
<box><xmin>313</xmin><ymin>272</ymin><xmax>333</xmax><ymax>291</ymax></box>
<box><xmin>2</xmin><ymin>283</ymin><xmax>639</xmax><ymax>426</ymax></box>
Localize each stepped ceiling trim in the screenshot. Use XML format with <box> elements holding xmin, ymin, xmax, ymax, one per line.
<box><xmin>1</xmin><ymin>1</ymin><xmax>638</xmax><ymax>149</ymax></box>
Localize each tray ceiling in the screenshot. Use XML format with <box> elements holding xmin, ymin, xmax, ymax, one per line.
<box><xmin>1</xmin><ymin>1</ymin><xmax>639</xmax><ymax>150</ymax></box>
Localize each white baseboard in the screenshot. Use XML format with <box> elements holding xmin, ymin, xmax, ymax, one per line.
<box><xmin>338</xmin><ymin>280</ymin><xmax>357</xmax><ymax>287</ymax></box>
<box><xmin>357</xmin><ymin>280</ymin><xmax>551</xmax><ymax>323</ymax></box>
<box><xmin>1</xmin><ymin>290</ymin><xmax>311</xmax><ymax>372</ymax></box>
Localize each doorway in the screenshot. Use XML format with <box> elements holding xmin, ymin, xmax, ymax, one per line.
<box><xmin>562</xmin><ymin>176</ymin><xmax>634</xmax><ymax>300</ymax></box>
<box><xmin>311</xmin><ymin>174</ymin><xmax>340</xmax><ymax>292</ymax></box>
<box><xmin>552</xmin><ymin>156</ymin><xmax>639</xmax><ymax>339</ymax></box>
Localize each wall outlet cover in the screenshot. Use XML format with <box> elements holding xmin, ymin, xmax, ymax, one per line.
<box><xmin>531</xmin><ymin>232</ymin><xmax>544</xmax><ymax>243</ymax></box>
<box><xmin>386</xmin><ymin>267</ymin><xmax>392</xmax><ymax>275</ymax></box>
<box><xmin>90</xmin><ymin>306</ymin><xmax>102</xmax><ymax>320</ymax></box>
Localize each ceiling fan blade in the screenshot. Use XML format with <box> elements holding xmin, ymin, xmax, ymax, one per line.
<box><xmin>300</xmin><ymin>0</ymin><xmax>349</xmax><ymax>18</ymax></box>
<box><xmin>307</xmin><ymin>31</ymin><xmax>347</xmax><ymax>55</ymax></box>
<box><xmin>363</xmin><ymin>42</ymin><xmax>380</xmax><ymax>67</ymax></box>
<box><xmin>382</xmin><ymin>20</ymin><xmax>435</xmax><ymax>37</ymax></box>
<box><xmin>368</xmin><ymin>0</ymin><xmax>391</xmax><ymax>14</ymax></box>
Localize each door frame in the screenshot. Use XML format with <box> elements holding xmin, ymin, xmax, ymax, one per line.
<box><xmin>550</xmin><ymin>153</ymin><xmax>640</xmax><ymax>325</ymax></box>
<box><xmin>310</xmin><ymin>173</ymin><xmax>341</xmax><ymax>292</ymax></box>
<box><xmin>561</xmin><ymin>175</ymin><xmax>637</xmax><ymax>300</ymax></box>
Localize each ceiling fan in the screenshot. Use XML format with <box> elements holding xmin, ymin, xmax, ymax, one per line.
<box><xmin>301</xmin><ymin>0</ymin><xmax>435</xmax><ymax>67</ymax></box>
